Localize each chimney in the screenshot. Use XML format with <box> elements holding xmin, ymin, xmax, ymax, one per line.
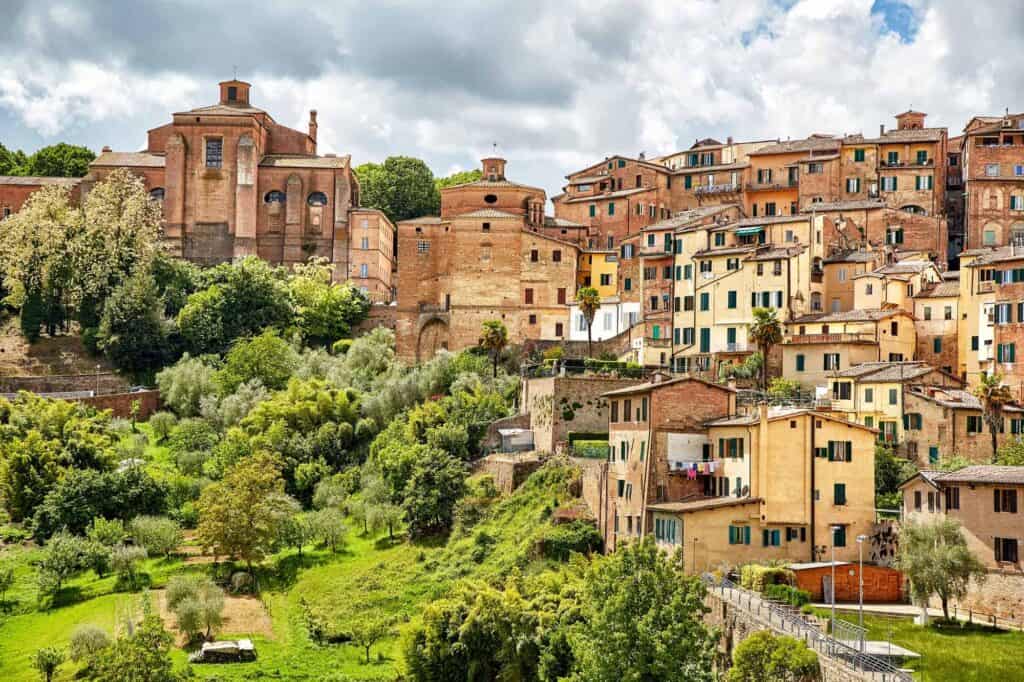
<box><xmin>727</xmin><ymin>136</ymin><xmax>734</xmax><ymax>145</ymax></box>
<box><xmin>308</xmin><ymin>110</ymin><xmax>318</xmax><ymax>143</ymax></box>
<box><xmin>101</xmin><ymin>145</ymin><xmax>111</xmax><ymax>153</ymax></box>
<box><xmin>481</xmin><ymin>157</ymin><xmax>506</xmax><ymax>181</ymax></box>
<box><xmin>880</xmin><ymin>123</ymin><xmax>885</xmax><ymax>136</ymax></box>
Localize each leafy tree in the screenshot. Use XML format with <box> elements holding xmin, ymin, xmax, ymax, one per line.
<box><xmin>279</xmin><ymin>511</ymin><xmax>314</xmax><ymax>557</ymax></box>
<box><xmin>727</xmin><ymin>630</ymin><xmax>820</xmax><ymax>682</ymax></box>
<box><xmin>402</xmin><ymin>449</ymin><xmax>467</xmax><ymax>537</ymax></box>
<box><xmin>576</xmin><ymin>286</ymin><xmax>601</xmax><ymax>359</ymax></box>
<box><xmin>89</xmin><ymin>596</ymin><xmax>180</xmax><ymax>682</ymax></box>
<box><xmin>130</xmin><ymin>516</ymin><xmax>182</xmax><ymax>558</ymax></box>
<box><xmin>0</xmin><ymin>141</ymin><xmax>28</xmax><ymax>175</ymax></box>
<box><xmin>111</xmin><ymin>545</ymin><xmax>148</xmax><ymax>590</ymax></box>
<box><xmin>216</xmin><ymin>329</ymin><xmax>299</xmax><ymax>394</ymax></box>
<box><xmin>0</xmin><ymin>563</ymin><xmax>16</xmax><ymax>609</ymax></box>
<box><xmin>1</xmin><ymin>430</ymin><xmax>62</xmax><ymax>521</ymax></box>
<box><xmin>69</xmin><ymin>624</ymin><xmax>111</xmax><ymax>667</ymax></box>
<box><xmin>355</xmin><ymin>156</ymin><xmax>440</xmax><ymax>223</ymax></box>
<box><xmin>196</xmin><ymin>451</ymin><xmax>293</xmax><ymax>574</ymax></box>
<box><xmin>37</xmin><ymin>532</ymin><xmax>102</xmax><ymax>600</ymax></box>
<box><xmin>479</xmin><ymin>320</ymin><xmax>509</xmax><ymax>379</ymax></box>
<box><xmin>150</xmin><ymin>251</ymin><xmax>200</xmax><ymax>317</ymax></box>
<box><xmin>148</xmin><ymin>412</ymin><xmax>178</xmax><ymax>443</ymax></box>
<box><xmin>570</xmin><ymin>536</ymin><xmax>716</xmax><ymax>681</ymax></box>
<box><xmin>309</xmin><ymin>507</ymin><xmax>348</xmax><ymax>552</ymax></box>
<box><xmin>349</xmin><ymin>618</ymin><xmax>393</xmax><ymax>663</ymax></box>
<box><xmin>289</xmin><ymin>258</ymin><xmax>370</xmax><ymax>345</ymax></box>
<box><xmin>97</xmin><ymin>270</ymin><xmax>170</xmax><ymax>373</ymax></box>
<box><xmin>875</xmin><ymin>444</ymin><xmax>917</xmax><ymax>509</ymax></box>
<box><xmin>749</xmin><ymin>307</ymin><xmax>782</xmax><ymax>391</ymax></box>
<box><xmin>896</xmin><ymin>517</ymin><xmax>987</xmax><ymax>620</ymax></box>
<box><xmin>361</xmin><ymin>465</ymin><xmax>404</xmax><ymax>539</ymax></box>
<box><xmin>435</xmin><ymin>168</ymin><xmax>482</xmax><ymax>191</ymax></box>
<box><xmin>33</xmin><ymin>646</ymin><xmax>65</xmax><ymax>682</ymax></box>
<box><xmin>975</xmin><ymin>373</ymin><xmax>1014</xmax><ymax>463</ymax></box>
<box><xmin>166</xmin><ymin>575</ymin><xmax>224</xmax><ymax>641</ymax></box>
<box><xmin>997</xmin><ymin>438</ymin><xmax>1024</xmax><ymax>465</ymax></box>
<box><xmin>23</xmin><ymin>143</ymin><xmax>95</xmax><ymax>177</ymax></box>
<box><xmin>155</xmin><ymin>354</ymin><xmax>218</xmax><ymax>417</ymax></box>
<box><xmin>87</xmin><ymin>517</ymin><xmax>127</xmax><ymax>547</ymax></box>
<box><xmin>767</xmin><ymin>377</ymin><xmax>802</xmax><ymax>399</ymax></box>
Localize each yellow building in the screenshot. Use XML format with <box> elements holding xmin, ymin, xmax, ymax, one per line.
<box><xmin>578</xmin><ymin>249</ymin><xmax>618</xmax><ymax>298</ymax></box>
<box><xmin>851</xmin><ymin>259</ymin><xmax>942</xmax><ymax>311</ymax></box>
<box><xmin>672</xmin><ymin>214</ymin><xmax>824</xmax><ymax>377</ymax></box>
<box><xmin>782</xmin><ymin>309</ymin><xmax>917</xmax><ymax>389</ymax></box>
<box><xmin>825</xmin><ymin>361</ymin><xmax>961</xmax><ymax>444</ymax></box>
<box><xmin>649</xmin><ymin>406</ymin><xmax>877</xmax><ymax>572</ymax></box>
<box><xmin>958</xmin><ymin>248</ymin><xmax>999</xmax><ymax>386</ymax></box>
<box><xmin>820</xmin><ymin>251</ymin><xmax>882</xmax><ymax>313</ymax></box>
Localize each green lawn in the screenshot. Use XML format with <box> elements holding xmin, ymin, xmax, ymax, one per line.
<box><xmin>815</xmin><ymin>608</ymin><xmax>1024</xmax><ymax>682</ymax></box>
<box><xmin>0</xmin><ymin>465</ymin><xmax>578</xmax><ymax>681</ymax></box>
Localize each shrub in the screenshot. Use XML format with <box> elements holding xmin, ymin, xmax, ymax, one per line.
<box><xmin>765</xmin><ymin>583</ymin><xmax>811</xmax><ymax>607</ymax></box>
<box><xmin>33</xmin><ymin>646</ymin><xmax>65</xmax><ymax>682</ymax></box>
<box><xmin>148</xmin><ymin>412</ymin><xmax>177</xmax><ymax>442</ymax></box>
<box><xmin>111</xmin><ymin>545</ymin><xmax>148</xmax><ymax>589</ymax></box>
<box><xmin>130</xmin><ymin>515</ymin><xmax>182</xmax><ymax>558</ymax></box>
<box><xmin>156</xmin><ymin>354</ymin><xmax>218</xmax><ymax>417</ymax></box>
<box><xmin>739</xmin><ymin>564</ymin><xmax>794</xmax><ymax>592</ymax></box>
<box><xmin>167</xmin><ymin>575</ymin><xmax>225</xmax><ymax>641</ymax></box>
<box><xmin>69</xmin><ymin>624</ymin><xmax>110</xmax><ymax>662</ymax></box>
<box><xmin>175</xmin><ymin>450</ymin><xmax>207</xmax><ymax>477</ymax></box>
<box><xmin>542</xmin><ymin>345</ymin><xmax>564</xmax><ymax>361</ymax></box>
<box><xmin>332</xmin><ymin>338</ymin><xmax>353</xmax><ymax>355</ymax></box>
<box><xmin>168</xmin><ymin>418</ymin><xmax>219</xmax><ymax>457</ymax></box>
<box><xmin>86</xmin><ymin>517</ymin><xmax>126</xmax><ymax>547</ymax></box>
<box><xmin>534</xmin><ymin>520</ymin><xmax>603</xmax><ymax>561</ymax></box>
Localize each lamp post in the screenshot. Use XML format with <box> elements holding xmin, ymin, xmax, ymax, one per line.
<box><xmin>856</xmin><ymin>534</ymin><xmax>868</xmax><ymax>635</ymax></box>
<box><xmin>830</xmin><ymin>525</ymin><xmax>838</xmax><ymax>636</ymax></box>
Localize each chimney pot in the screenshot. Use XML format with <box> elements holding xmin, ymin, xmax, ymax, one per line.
<box><xmin>880</xmin><ymin>123</ymin><xmax>885</xmax><ymax>136</ymax></box>
<box><xmin>101</xmin><ymin>145</ymin><xmax>111</xmax><ymax>153</ymax></box>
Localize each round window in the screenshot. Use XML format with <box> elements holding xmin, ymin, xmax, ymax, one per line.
<box><xmin>265</xmin><ymin>190</ymin><xmax>286</xmax><ymax>203</ymax></box>
<box><xmin>484</xmin><ymin>194</ymin><xmax>498</xmax><ymax>204</ymax></box>
<box><xmin>307</xmin><ymin>192</ymin><xmax>328</xmax><ymax>206</ymax></box>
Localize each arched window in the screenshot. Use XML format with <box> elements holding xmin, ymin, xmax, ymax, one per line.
<box><xmin>307</xmin><ymin>191</ymin><xmax>328</xmax><ymax>206</ymax></box>
<box><xmin>484</xmin><ymin>194</ymin><xmax>498</xmax><ymax>204</ymax></box>
<box><xmin>149</xmin><ymin>187</ymin><xmax>165</xmax><ymax>201</ymax></box>
<box><xmin>264</xmin><ymin>190</ymin><xmax>286</xmax><ymax>203</ymax></box>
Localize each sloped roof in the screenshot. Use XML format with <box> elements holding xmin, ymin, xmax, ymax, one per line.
<box><xmin>833</xmin><ymin>361</ymin><xmax>938</xmax><ymax>383</ymax></box>
<box><xmin>396</xmin><ymin>215</ymin><xmax>443</xmax><ymax>225</ymax></box>
<box><xmin>648</xmin><ymin>497</ymin><xmax>761</xmax><ymax>514</ymax></box>
<box><xmin>805</xmin><ymin>199</ymin><xmax>886</xmax><ymax>212</ymax></box>
<box><xmin>453</xmin><ymin>208</ymin><xmax>520</xmax><ymax>219</ymax></box>
<box><xmin>746</xmin><ymin>245</ymin><xmax>806</xmax><ymax>261</ymax></box>
<box><xmin>259</xmin><ymin>154</ymin><xmax>349</xmax><ymax>169</ymax></box>
<box><xmin>562</xmin><ymin>187</ymin><xmax>650</xmax><ymax>204</ymax></box>
<box><xmin>543</xmin><ymin>216</ymin><xmax>585</xmax><ymax>228</ymax></box>
<box><xmin>823</xmin><ymin>250</ymin><xmax>880</xmax><ymax>264</ymax></box>
<box><xmin>790</xmin><ymin>308</ymin><xmax>909</xmax><ymax>324</ymax></box>
<box><xmin>91</xmin><ymin>151</ymin><xmax>166</xmax><ymax>168</ymax></box>
<box><xmin>443</xmin><ymin>178</ymin><xmax>546</xmax><ymax>193</ymax></box>
<box><xmin>0</xmin><ymin>175</ymin><xmax>81</xmax><ymax>186</ymax></box>
<box><xmin>601</xmin><ymin>375</ymin><xmax>735</xmax><ymax>398</ymax></box>
<box><xmin>935</xmin><ymin>465</ymin><xmax>1024</xmax><ymax>485</ymax></box>
<box><xmin>914</xmin><ymin>281</ymin><xmax>960</xmax><ymax>298</ymax></box>
<box><xmin>737</xmin><ymin>214</ymin><xmax>809</xmax><ymax>226</ymax></box>
<box><xmin>178</xmin><ymin>103</ymin><xmax>267</xmax><ymax>116</ymax></box>
<box><xmin>748</xmin><ymin>136</ymin><xmax>840</xmax><ymax>155</ymax></box>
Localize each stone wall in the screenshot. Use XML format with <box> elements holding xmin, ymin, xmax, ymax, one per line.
<box><xmin>0</xmin><ymin>372</ymin><xmax>131</xmax><ymax>395</ymax></box>
<box><xmin>473</xmin><ymin>453</ymin><xmax>542</xmax><ymax>495</ymax></box>
<box><xmin>82</xmin><ymin>390</ymin><xmax>162</xmax><ymax>419</ymax></box>
<box><xmin>935</xmin><ymin>571</ymin><xmax>1024</xmax><ymax>623</ymax></box>
<box><xmin>570</xmin><ymin>456</ymin><xmax>607</xmax><ymax>525</ymax></box>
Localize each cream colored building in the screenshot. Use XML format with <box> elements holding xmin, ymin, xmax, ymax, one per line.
<box><xmin>650</xmin><ymin>406</ymin><xmax>877</xmax><ymax>572</ymax></box>
<box><xmin>783</xmin><ymin>309</ymin><xmax>918</xmax><ymax>389</ymax></box>
<box><xmin>851</xmin><ymin>259</ymin><xmax>942</xmax><ymax>311</ymax></box>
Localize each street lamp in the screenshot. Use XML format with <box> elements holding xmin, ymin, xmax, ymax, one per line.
<box><xmin>856</xmin><ymin>534</ymin><xmax>868</xmax><ymax>636</ymax></box>
<box><xmin>830</xmin><ymin>525</ymin><xmax>840</xmax><ymax>636</ymax></box>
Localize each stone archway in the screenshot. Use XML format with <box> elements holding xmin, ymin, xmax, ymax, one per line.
<box><xmin>417</xmin><ymin>316</ymin><xmax>450</xmax><ymax>362</ymax></box>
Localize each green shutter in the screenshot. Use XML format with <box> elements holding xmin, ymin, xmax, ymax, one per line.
<box><xmin>684</xmin><ymin>175</ymin><xmax>692</xmax><ymax>189</ymax></box>
<box><xmin>796</xmin><ymin>354</ymin><xmax>805</xmax><ymax>371</ymax></box>
<box><xmin>744</xmin><ymin>526</ymin><xmax>751</xmax><ymax>545</ymax></box>
<box><xmin>608</xmin><ymin>202</ymin><xmax>615</xmax><ymax>215</ymax></box>
<box><xmin>827</xmin><ymin>441</ymin><xmax>835</xmax><ymax>461</ymax></box>
<box><xmin>846</xmin><ymin>441</ymin><xmax>853</xmax><ymax>461</ymax></box>
<box><xmin>728</xmin><ymin>291</ymin><xmax>737</xmax><ymax>308</ymax></box>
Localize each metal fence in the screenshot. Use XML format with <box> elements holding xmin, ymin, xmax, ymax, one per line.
<box><xmin>702</xmin><ymin>574</ymin><xmax>912</xmax><ymax>682</ymax></box>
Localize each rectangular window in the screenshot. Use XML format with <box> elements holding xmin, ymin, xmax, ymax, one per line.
<box><xmin>795</xmin><ymin>354</ymin><xmax>805</xmax><ymax>372</ymax></box>
<box><xmin>599</xmin><ymin>273</ymin><xmax>611</xmax><ymax>286</ymax></box>
<box><xmin>832</xmin><ymin>525</ymin><xmax>847</xmax><ymax>547</ymax></box>
<box><xmin>823</xmin><ymin>353</ymin><xmax>840</xmax><ymax>370</ymax></box>
<box><xmin>557</xmin><ymin>288</ymin><xmax>566</xmax><ymax>305</ymax></box>
<box><xmin>986</xmin><ymin>163</ymin><xmax>1000</xmax><ymax>177</ymax></box>
<box><xmin>205</xmin><ymin>137</ymin><xmax>223</xmax><ymax>168</ymax></box>
<box><xmin>865</xmin><ymin>388</ymin><xmax>874</xmax><ymax>402</ymax></box>
<box><xmin>887</xmin><ymin>151</ymin><xmax>899</xmax><ymax>164</ymax></box>
<box><xmin>854</xmin><ymin>148</ymin><xmax>865</xmax><ymax>162</ymax></box>
<box><xmin>967</xmin><ymin>415</ymin><xmax>983</xmax><ymax>433</ymax></box>
<box><xmin>944</xmin><ymin>486</ymin><xmax>960</xmax><ymax>510</ymax></box>
<box><xmin>915</xmin><ymin>175</ymin><xmax>934</xmax><ymax>190</ymax></box>
<box><xmin>589</xmin><ymin>204</ymin><xmax>596</xmax><ymax>217</ymax></box>
<box><xmin>994</xmin><ymin>489</ymin><xmax>1018</xmax><ymax>513</ymax></box>
<box><xmin>359</xmin><ymin>263</ymin><xmax>368</xmax><ymax>278</ymax></box>
<box><xmin>608</xmin><ymin>202</ymin><xmax>615</xmax><ymax>216</ymax></box>
<box><xmin>699</xmin><ymin>328</ymin><xmax>710</xmax><ymax>353</ymax></box>
<box><xmin>524</xmin><ymin>288</ymin><xmax>534</xmax><ymax>304</ymax></box>
<box><xmin>700</xmin><ymin>292</ymin><xmax>710</xmax><ymax>311</ymax></box>
<box><xmin>996</xmin><ymin>537</ymin><xmax>1019</xmax><ymax>564</ymax></box>
<box><xmin>846</xmin><ymin>177</ymin><xmax>860</xmax><ymax>193</ymax></box>
<box><xmin>832</xmin><ymin>382</ymin><xmax>852</xmax><ymax>400</ymax></box>
<box><xmin>623</xmin><ymin>278</ymin><xmax>632</xmax><ymax>291</ymax></box>
<box><xmin>727</xmin><ymin>291</ymin><xmax>737</xmax><ymax>309</ymax></box>
<box><xmin>889</xmin><ymin>388</ymin><xmax>898</xmax><ymax>405</ymax></box>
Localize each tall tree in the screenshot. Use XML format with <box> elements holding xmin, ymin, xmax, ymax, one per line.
<box><xmin>478</xmin><ymin>319</ymin><xmax>508</xmax><ymax>378</ymax></box>
<box><xmin>896</xmin><ymin>517</ymin><xmax>987</xmax><ymax>620</ymax></box>
<box><xmin>576</xmin><ymin>286</ymin><xmax>601</xmax><ymax>359</ymax></box>
<box><xmin>974</xmin><ymin>372</ymin><xmax>1014</xmax><ymax>463</ymax></box>
<box><xmin>196</xmin><ymin>451</ymin><xmax>293</xmax><ymax>575</ymax></box>
<box><xmin>727</xmin><ymin>631</ymin><xmax>820</xmax><ymax>682</ymax></box>
<box><xmin>571</xmin><ymin>536</ymin><xmax>716</xmax><ymax>681</ymax></box>
<box><xmin>354</xmin><ymin>157</ymin><xmax>440</xmax><ymax>223</ymax></box>
<box><xmin>749</xmin><ymin>307</ymin><xmax>782</xmax><ymax>391</ymax></box>
<box><xmin>435</xmin><ymin>168</ymin><xmax>482</xmax><ymax>191</ymax></box>
<box><xmin>23</xmin><ymin>143</ymin><xmax>96</xmax><ymax>177</ymax></box>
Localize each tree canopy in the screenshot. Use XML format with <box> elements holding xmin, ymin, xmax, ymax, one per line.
<box><xmin>0</xmin><ymin>142</ymin><xmax>95</xmax><ymax>177</ymax></box>
<box><xmin>354</xmin><ymin>156</ymin><xmax>440</xmax><ymax>223</ymax></box>
<box><xmin>896</xmin><ymin>516</ymin><xmax>987</xmax><ymax>620</ymax></box>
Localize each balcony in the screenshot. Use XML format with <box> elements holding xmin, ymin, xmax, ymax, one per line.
<box><xmin>720</xmin><ymin>342</ymin><xmax>750</xmax><ymax>353</ymax></box>
<box><xmin>645</xmin><ymin>336</ymin><xmax>672</xmax><ymax>349</ymax></box>
<box><xmin>784</xmin><ymin>332</ymin><xmax>876</xmax><ymax>345</ymax></box>
<box><xmin>880</xmin><ymin>159</ymin><xmax>934</xmax><ymax>168</ymax></box>
<box><xmin>418</xmin><ymin>302</ymin><xmax>450</xmax><ymax>313</ymax></box>
<box><xmin>745</xmin><ymin>179</ymin><xmax>798</xmax><ymax>191</ymax></box>
<box><xmin>694</xmin><ymin>183</ymin><xmax>741</xmax><ymax>196</ymax></box>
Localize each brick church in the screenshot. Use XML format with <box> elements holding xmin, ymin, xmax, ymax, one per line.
<box><xmin>0</xmin><ymin>80</ymin><xmax>395</xmax><ymax>300</ymax></box>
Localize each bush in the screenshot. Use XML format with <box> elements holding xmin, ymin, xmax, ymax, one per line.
<box><xmin>86</xmin><ymin>517</ymin><xmax>126</xmax><ymax>547</ymax></box>
<box><xmin>148</xmin><ymin>412</ymin><xmax>178</xmax><ymax>442</ymax></box>
<box><xmin>168</xmin><ymin>418</ymin><xmax>219</xmax><ymax>457</ymax></box>
<box><xmin>765</xmin><ymin>583</ymin><xmax>811</xmax><ymax>607</ymax></box>
<box><xmin>332</xmin><ymin>338</ymin><xmax>353</xmax><ymax>355</ymax></box>
<box><xmin>166</xmin><ymin>575</ymin><xmax>225</xmax><ymax>641</ymax></box>
<box><xmin>69</xmin><ymin>624</ymin><xmax>110</xmax><ymax>662</ymax></box>
<box><xmin>727</xmin><ymin>630</ymin><xmax>819</xmax><ymax>681</ymax></box>
<box><xmin>542</xmin><ymin>345</ymin><xmax>564</xmax><ymax>361</ymax></box>
<box><xmin>111</xmin><ymin>545</ymin><xmax>148</xmax><ymax>590</ymax></box>
<box><xmin>155</xmin><ymin>354</ymin><xmax>217</xmax><ymax>417</ymax></box>
<box><xmin>129</xmin><ymin>515</ymin><xmax>182</xmax><ymax>558</ymax></box>
<box><xmin>739</xmin><ymin>564</ymin><xmax>794</xmax><ymax>592</ymax></box>
<box><xmin>534</xmin><ymin>520</ymin><xmax>603</xmax><ymax>561</ymax></box>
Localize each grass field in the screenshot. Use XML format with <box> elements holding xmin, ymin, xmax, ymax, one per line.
<box><xmin>815</xmin><ymin>608</ymin><xmax>1024</xmax><ymax>682</ymax></box>
<box><xmin>0</xmin><ymin>463</ymin><xmax>578</xmax><ymax>680</ymax></box>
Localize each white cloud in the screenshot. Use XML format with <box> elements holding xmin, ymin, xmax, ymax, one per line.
<box><xmin>0</xmin><ymin>0</ymin><xmax>1020</xmax><ymax>195</ymax></box>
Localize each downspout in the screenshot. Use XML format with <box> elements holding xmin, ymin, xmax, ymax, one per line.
<box><xmin>810</xmin><ymin>411</ymin><xmax>817</xmax><ymax>561</ymax></box>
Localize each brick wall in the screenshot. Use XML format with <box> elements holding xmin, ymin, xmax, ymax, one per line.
<box><xmin>81</xmin><ymin>390</ymin><xmax>162</xmax><ymax>419</ymax></box>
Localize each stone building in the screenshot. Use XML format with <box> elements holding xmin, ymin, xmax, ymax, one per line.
<box><xmin>79</xmin><ymin>79</ymin><xmax>393</xmax><ymax>291</ymax></box>
<box><xmin>0</xmin><ymin>175</ymin><xmax>81</xmax><ymax>218</ymax></box>
<box><xmin>961</xmin><ymin>112</ymin><xmax>1024</xmax><ymax>249</ymax></box>
<box><xmin>912</xmin><ymin>274</ymin><xmax>960</xmax><ymax>373</ymax></box>
<box><xmin>393</xmin><ymin>158</ymin><xmax>579</xmax><ymax>361</ymax></box>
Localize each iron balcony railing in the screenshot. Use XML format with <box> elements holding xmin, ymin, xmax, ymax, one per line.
<box><xmin>701</xmin><ymin>575</ymin><xmax>912</xmax><ymax>682</ymax></box>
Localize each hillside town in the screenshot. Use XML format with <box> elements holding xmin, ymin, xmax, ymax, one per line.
<box><xmin>2</xmin><ymin>73</ymin><xmax>1024</xmax><ymax>681</ymax></box>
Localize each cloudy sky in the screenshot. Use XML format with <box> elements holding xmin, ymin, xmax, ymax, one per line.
<box><xmin>0</xmin><ymin>0</ymin><xmax>1017</xmax><ymax>199</ymax></box>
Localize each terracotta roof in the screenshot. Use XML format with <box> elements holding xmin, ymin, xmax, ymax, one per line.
<box><xmin>179</xmin><ymin>103</ymin><xmax>267</xmax><ymax>116</ymax></box>
<box><xmin>693</xmin><ymin>244</ymin><xmax>758</xmax><ymax>258</ymax></box>
<box><xmin>706</xmin><ymin>408</ymin><xmax>878</xmax><ymax>434</ymax></box>
<box><xmin>568</xmin><ymin>176</ymin><xmax>605</xmax><ymax>184</ymax></box>
<box><xmin>905</xmin><ymin>386</ymin><xmax>1022</xmax><ymax>412</ymax></box>
<box><xmin>737</xmin><ymin>215</ymin><xmax>809</xmax><ymax>226</ymax></box>
<box><xmin>833</xmin><ymin>361</ymin><xmax>938</xmax><ymax>382</ymax></box>
<box><xmin>914</xmin><ymin>281</ymin><xmax>960</xmax><ymax>298</ymax></box>
<box><xmin>396</xmin><ymin>215</ymin><xmax>442</xmax><ymax>225</ymax></box>
<box><xmin>805</xmin><ymin>199</ymin><xmax>886</xmax><ymax>212</ymax></box>
<box><xmin>442</xmin><ymin>178</ymin><xmax>545</xmax><ymax>193</ymax></box>
<box><xmin>543</xmin><ymin>216</ymin><xmax>585</xmax><ymax>228</ymax></box>
<box><xmin>0</xmin><ymin>175</ymin><xmax>81</xmax><ymax>187</ymax></box>
<box><xmin>851</xmin><ymin>128</ymin><xmax>945</xmax><ymax>144</ymax></box>
<box><xmin>746</xmin><ymin>245</ymin><xmax>806</xmax><ymax>261</ymax></box>
<box><xmin>790</xmin><ymin>308</ymin><xmax>908</xmax><ymax>324</ymax></box>
<box><xmin>823</xmin><ymin>250</ymin><xmax>880</xmax><ymax>264</ymax></box>
<box><xmin>601</xmin><ymin>375</ymin><xmax>735</xmax><ymax>398</ymax></box>
<box><xmin>961</xmin><ymin>246</ymin><xmax>1024</xmax><ymax>266</ymax></box>
<box><xmin>647</xmin><ymin>496</ymin><xmax>761</xmax><ymax>514</ymax></box>
<box><xmin>935</xmin><ymin>465</ymin><xmax>1024</xmax><ymax>485</ymax></box>
<box><xmin>671</xmin><ymin>161</ymin><xmax>749</xmax><ymax>175</ymax></box>
<box><xmin>748</xmin><ymin>136</ymin><xmax>840</xmax><ymax>155</ymax></box>
<box><xmin>453</xmin><ymin>208</ymin><xmax>520</xmax><ymax>219</ymax></box>
<box><xmin>259</xmin><ymin>154</ymin><xmax>349</xmax><ymax>169</ymax></box>
<box><xmin>942</xmin><ymin>270</ymin><xmax>960</xmax><ymax>281</ymax></box>
<box><xmin>90</xmin><ymin>151</ymin><xmax>166</xmax><ymax>168</ymax></box>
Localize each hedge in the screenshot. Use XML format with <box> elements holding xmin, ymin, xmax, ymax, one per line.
<box><xmin>739</xmin><ymin>564</ymin><xmax>795</xmax><ymax>592</ymax></box>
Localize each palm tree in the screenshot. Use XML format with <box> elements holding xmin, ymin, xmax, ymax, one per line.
<box><xmin>974</xmin><ymin>372</ymin><xmax>1014</xmax><ymax>463</ymax></box>
<box><xmin>748</xmin><ymin>307</ymin><xmax>782</xmax><ymax>392</ymax></box>
<box><xmin>576</xmin><ymin>286</ymin><xmax>601</xmax><ymax>359</ymax></box>
<box><xmin>478</xmin><ymin>319</ymin><xmax>508</xmax><ymax>378</ymax></box>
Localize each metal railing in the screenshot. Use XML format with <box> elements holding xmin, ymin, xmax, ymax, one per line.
<box><xmin>702</xmin><ymin>575</ymin><xmax>912</xmax><ymax>682</ymax></box>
